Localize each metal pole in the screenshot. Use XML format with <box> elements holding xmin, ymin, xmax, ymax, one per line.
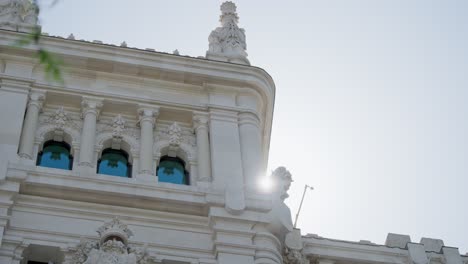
<box><xmin>293</xmin><ymin>184</ymin><xmax>314</xmax><ymax>228</ymax></box>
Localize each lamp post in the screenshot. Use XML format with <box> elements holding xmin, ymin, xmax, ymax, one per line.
<box><xmin>293</xmin><ymin>184</ymin><xmax>314</xmax><ymax>228</ymax></box>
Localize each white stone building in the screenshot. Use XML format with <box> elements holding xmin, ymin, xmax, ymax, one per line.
<box><xmin>0</xmin><ymin>1</ymin><xmax>466</xmax><ymax>264</ymax></box>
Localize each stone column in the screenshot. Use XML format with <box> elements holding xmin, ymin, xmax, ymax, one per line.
<box><xmin>18</xmin><ymin>91</ymin><xmax>46</xmax><ymax>159</ymax></box>
<box><xmin>137</xmin><ymin>106</ymin><xmax>159</xmax><ymax>180</ymax></box>
<box><xmin>238</xmin><ymin>112</ymin><xmax>263</xmax><ymax>189</ymax></box>
<box><xmin>78</xmin><ymin>98</ymin><xmax>103</xmax><ymax>168</ymax></box>
<box><xmin>193</xmin><ymin>112</ymin><xmax>211</xmax><ymax>182</ymax></box>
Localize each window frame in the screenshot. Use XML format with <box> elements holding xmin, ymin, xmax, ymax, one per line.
<box><xmin>97</xmin><ymin>148</ymin><xmax>132</xmax><ymax>178</ymax></box>
<box><xmin>36</xmin><ymin>140</ymin><xmax>74</xmax><ymax>170</ymax></box>
<box><xmin>156</xmin><ymin>155</ymin><xmax>190</xmax><ymax>185</ymax></box>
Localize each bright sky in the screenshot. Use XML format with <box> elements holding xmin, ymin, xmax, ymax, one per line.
<box><xmin>39</xmin><ymin>0</ymin><xmax>468</xmax><ymax>253</ymax></box>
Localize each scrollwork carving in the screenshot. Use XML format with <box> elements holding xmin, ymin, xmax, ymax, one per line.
<box><xmin>36</xmin><ymin>107</ymin><xmax>81</xmax><ymax>146</ymax></box>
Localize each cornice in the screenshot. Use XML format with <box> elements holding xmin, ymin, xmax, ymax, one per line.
<box><xmin>0</xmin><ymin>30</ymin><xmax>275</xmax><ymax>97</ymax></box>
<box><xmin>0</xmin><ymin>29</ymin><xmax>276</xmax><ymax>178</ymax></box>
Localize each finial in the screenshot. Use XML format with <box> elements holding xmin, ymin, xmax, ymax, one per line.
<box><xmin>67</xmin><ymin>33</ymin><xmax>75</xmax><ymax>40</ymax></box>
<box><xmin>220</xmin><ymin>1</ymin><xmax>237</xmax><ymax>16</ymax></box>
<box><xmin>120</xmin><ymin>41</ymin><xmax>127</xmax><ymax>47</ymax></box>
<box><xmin>206</xmin><ymin>2</ymin><xmax>250</xmax><ymax>65</ymax></box>
<box><xmin>173</xmin><ymin>49</ymin><xmax>180</xmax><ymax>55</ymax></box>
<box><xmin>0</xmin><ymin>0</ymin><xmax>39</xmax><ymax>33</ymax></box>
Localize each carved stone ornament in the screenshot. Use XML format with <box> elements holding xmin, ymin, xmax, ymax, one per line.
<box><xmin>206</xmin><ymin>1</ymin><xmax>250</xmax><ymax>65</ymax></box>
<box><xmin>111</xmin><ymin>115</ymin><xmax>126</xmax><ymax>149</ymax></box>
<box><xmin>283</xmin><ymin>229</ymin><xmax>308</xmax><ymax>264</ymax></box>
<box><xmin>167</xmin><ymin>122</ymin><xmax>182</xmax><ymax>146</ymax></box>
<box><xmin>45</xmin><ymin>106</ymin><xmax>73</xmax><ymax>141</ymax></box>
<box><xmin>96</xmin><ymin>217</ymin><xmax>134</xmax><ymax>246</ymax></box>
<box><xmin>283</xmin><ymin>247</ymin><xmax>308</xmax><ymax>264</ymax></box>
<box><xmin>0</xmin><ymin>0</ymin><xmax>38</xmax><ymax>32</ymax></box>
<box><xmin>70</xmin><ymin>217</ymin><xmax>159</xmax><ymax>264</ymax></box>
<box><xmin>272</xmin><ymin>166</ymin><xmax>293</xmax><ymax>201</ymax></box>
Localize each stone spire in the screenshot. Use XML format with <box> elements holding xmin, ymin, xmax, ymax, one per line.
<box><xmin>206</xmin><ymin>1</ymin><xmax>250</xmax><ymax>65</ymax></box>
<box><xmin>0</xmin><ymin>0</ymin><xmax>39</xmax><ymax>32</ymax></box>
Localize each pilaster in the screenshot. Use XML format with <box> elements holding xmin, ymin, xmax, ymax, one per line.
<box><xmin>238</xmin><ymin>111</ymin><xmax>263</xmax><ymax>192</ymax></box>
<box><xmin>209</xmin><ymin>108</ymin><xmax>245</xmax><ymax>214</ymax></box>
<box><xmin>0</xmin><ymin>77</ymin><xmax>31</xmax><ymax>163</ymax></box>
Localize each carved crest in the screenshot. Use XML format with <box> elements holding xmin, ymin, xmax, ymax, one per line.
<box><xmin>70</xmin><ymin>218</ymin><xmax>159</xmax><ymax>264</ymax></box>
<box><xmin>97</xmin><ymin>217</ymin><xmax>134</xmax><ymax>246</ymax></box>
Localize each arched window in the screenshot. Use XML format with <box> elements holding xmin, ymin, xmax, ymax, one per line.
<box><xmin>36</xmin><ymin>140</ymin><xmax>73</xmax><ymax>170</ymax></box>
<box><xmin>157</xmin><ymin>156</ymin><xmax>189</xmax><ymax>185</ymax></box>
<box><xmin>97</xmin><ymin>149</ymin><xmax>132</xmax><ymax>178</ymax></box>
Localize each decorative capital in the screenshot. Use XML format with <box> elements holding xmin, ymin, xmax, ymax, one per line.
<box><xmin>81</xmin><ymin>98</ymin><xmax>103</xmax><ymax>118</ymax></box>
<box><xmin>137</xmin><ymin>106</ymin><xmax>159</xmax><ymax>126</ymax></box>
<box><xmin>206</xmin><ymin>1</ymin><xmax>250</xmax><ymax>65</ymax></box>
<box><xmin>28</xmin><ymin>90</ymin><xmax>46</xmax><ymax>109</ymax></box>
<box><xmin>193</xmin><ymin>113</ymin><xmax>209</xmax><ymax>131</ymax></box>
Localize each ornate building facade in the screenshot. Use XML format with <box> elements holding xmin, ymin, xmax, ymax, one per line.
<box><xmin>0</xmin><ymin>1</ymin><xmax>466</xmax><ymax>264</ymax></box>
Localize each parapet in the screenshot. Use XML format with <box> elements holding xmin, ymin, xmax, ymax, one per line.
<box><xmin>385</xmin><ymin>233</ymin><xmax>412</xmax><ymax>249</ymax></box>
<box><xmin>421</xmin><ymin>237</ymin><xmax>445</xmax><ymax>252</ymax></box>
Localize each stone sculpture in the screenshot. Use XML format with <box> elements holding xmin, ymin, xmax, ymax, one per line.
<box><xmin>268</xmin><ymin>167</ymin><xmax>309</xmax><ymax>264</ymax></box>
<box><xmin>0</xmin><ymin>0</ymin><xmax>38</xmax><ymax>31</ymax></box>
<box><xmin>206</xmin><ymin>1</ymin><xmax>250</xmax><ymax>65</ymax></box>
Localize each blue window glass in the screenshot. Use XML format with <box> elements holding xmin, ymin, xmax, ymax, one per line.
<box><xmin>157</xmin><ymin>156</ymin><xmax>189</xmax><ymax>185</ymax></box>
<box><xmin>37</xmin><ymin>141</ymin><xmax>73</xmax><ymax>170</ymax></box>
<box><xmin>97</xmin><ymin>149</ymin><xmax>131</xmax><ymax>178</ymax></box>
